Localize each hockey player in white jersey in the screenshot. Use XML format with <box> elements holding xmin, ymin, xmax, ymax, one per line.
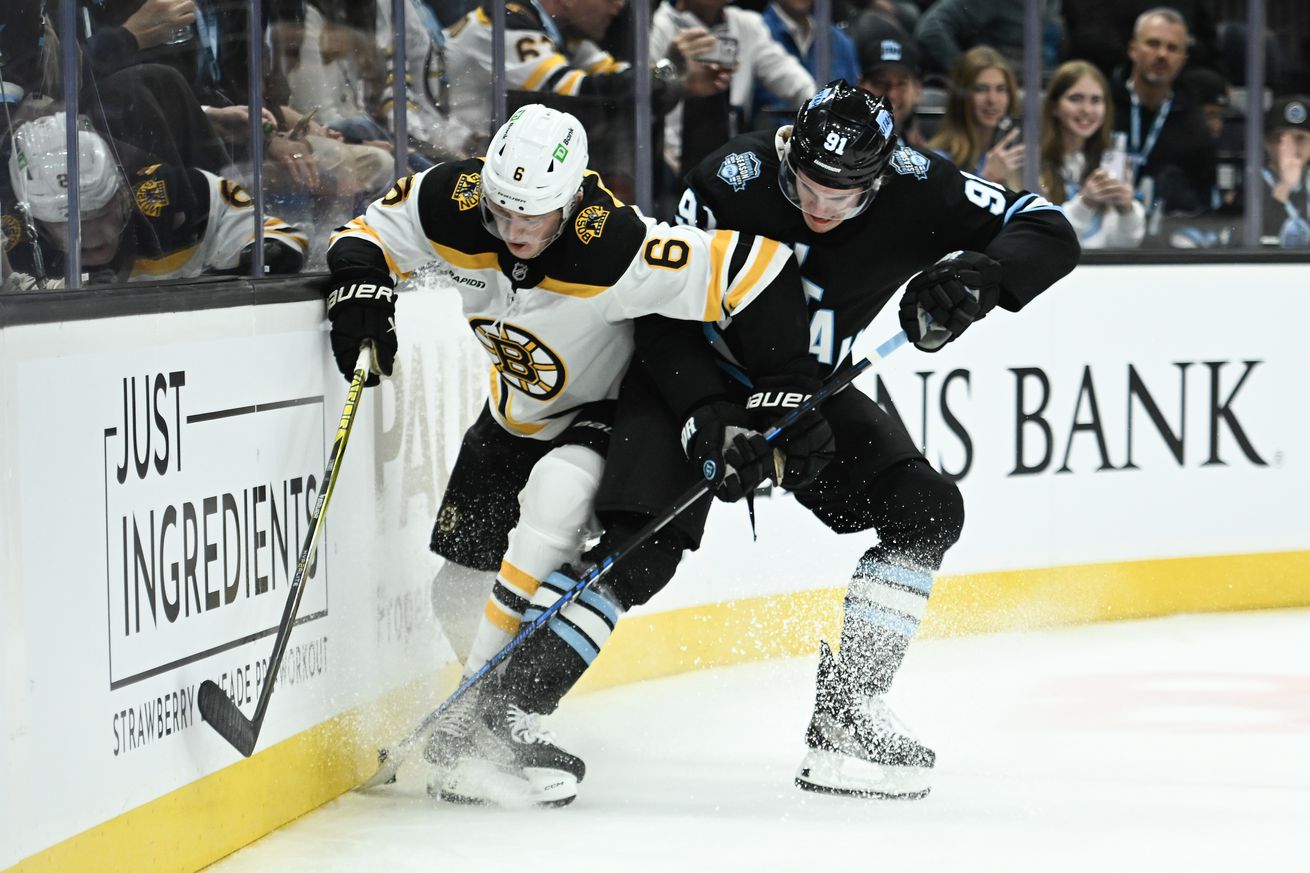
<box><xmin>325</xmin><ymin>104</ymin><xmax>818</xmax><ymax>806</ymax></box>
<box><xmin>4</xmin><ymin>113</ymin><xmax>307</xmax><ymax>288</ymax></box>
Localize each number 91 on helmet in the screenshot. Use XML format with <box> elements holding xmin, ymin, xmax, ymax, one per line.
<box><xmin>779</xmin><ymin>80</ymin><xmax>899</xmax><ymax>232</ymax></box>
<box><xmin>479</xmin><ymin>104</ymin><xmax>589</xmax><ymax>259</ymax></box>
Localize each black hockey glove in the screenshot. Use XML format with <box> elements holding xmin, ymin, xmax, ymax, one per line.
<box><xmin>239</xmin><ymin>238</ymin><xmax>306</xmax><ymax>276</ymax></box>
<box><xmin>899</xmin><ymin>251</ymin><xmax>1002</xmax><ymax>352</ymax></box>
<box><xmin>745</xmin><ymin>376</ymin><xmax>835</xmax><ymax>490</ymax></box>
<box><xmin>327</xmin><ymin>276</ymin><xmax>397</xmax><ymax>385</ymax></box>
<box><xmin>681</xmin><ymin>400</ymin><xmax>771</xmax><ymax>503</ymax></box>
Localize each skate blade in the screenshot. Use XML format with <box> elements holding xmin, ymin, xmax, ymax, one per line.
<box><xmin>432</xmin><ymin>759</ymin><xmax>577</xmax><ymax>808</ymax></box>
<box><xmin>795</xmin><ymin>749</ymin><xmax>932</xmax><ymax>800</ymax></box>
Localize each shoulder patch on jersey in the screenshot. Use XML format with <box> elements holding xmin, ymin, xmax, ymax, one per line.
<box><xmin>716</xmin><ymin>151</ymin><xmax>762</xmax><ymax>192</ymax></box>
<box><xmin>451</xmin><ymin>172</ymin><xmax>482</xmax><ymax>211</ymax></box>
<box><xmin>2</xmin><ymin>213</ymin><xmax>23</xmax><ymax>252</ymax></box>
<box><xmin>889</xmin><ymin>147</ymin><xmax>930</xmax><ymax>181</ymax></box>
<box><xmin>220</xmin><ymin>179</ymin><xmax>253</xmax><ymax>208</ymax></box>
<box><xmin>382</xmin><ymin>175</ymin><xmax>416</xmax><ymax>207</ymax></box>
<box><xmin>574</xmin><ymin>204</ymin><xmax>609</xmax><ymax>244</ymax></box>
<box><xmin>134</xmin><ymin>178</ymin><xmax>170</xmax><ymax>218</ymax></box>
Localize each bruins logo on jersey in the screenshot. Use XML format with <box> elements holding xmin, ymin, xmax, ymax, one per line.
<box><xmin>437</xmin><ymin>502</ymin><xmax>460</xmax><ymax>535</ymax></box>
<box><xmin>451</xmin><ymin>173</ymin><xmax>481</xmax><ymax>211</ymax></box>
<box><xmin>574</xmin><ymin>205</ymin><xmax>609</xmax><ymax>245</ymax></box>
<box><xmin>134</xmin><ymin>178</ymin><xmax>170</xmax><ymax>218</ymax></box>
<box><xmin>469</xmin><ymin>318</ymin><xmax>566</xmax><ymax>401</ymax></box>
<box><xmin>1</xmin><ymin>213</ymin><xmax>23</xmax><ymax>252</ymax></box>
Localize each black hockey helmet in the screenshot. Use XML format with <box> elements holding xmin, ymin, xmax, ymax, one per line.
<box><xmin>780</xmin><ymin>80</ymin><xmax>897</xmax><ymax>221</ymax></box>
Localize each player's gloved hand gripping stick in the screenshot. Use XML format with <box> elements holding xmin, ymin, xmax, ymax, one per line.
<box><xmin>198</xmin><ymin>345</ymin><xmax>375</xmax><ymax>757</ymax></box>
<box><xmin>359</xmin><ymin>329</ymin><xmax>912</xmax><ymax>790</ymax></box>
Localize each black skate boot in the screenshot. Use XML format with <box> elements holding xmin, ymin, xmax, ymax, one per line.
<box><xmin>795</xmin><ymin>641</ymin><xmax>935</xmax><ymax>799</ymax></box>
<box><xmin>427</xmin><ymin>677</ymin><xmax>585</xmax><ymax>808</ymax></box>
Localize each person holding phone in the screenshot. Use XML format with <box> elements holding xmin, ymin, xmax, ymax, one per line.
<box><xmin>1039</xmin><ymin>60</ymin><xmax>1144</xmax><ymax>249</ymax></box>
<box><xmin>926</xmin><ymin>45</ymin><xmax>1022</xmax><ymax>189</ymax></box>
<box><xmin>650</xmin><ymin>0</ymin><xmax>817</xmax><ymax>174</ymax></box>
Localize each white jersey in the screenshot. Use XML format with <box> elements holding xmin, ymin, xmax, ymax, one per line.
<box><xmin>130</xmin><ymin>169</ymin><xmax>307</xmax><ymax>281</ymax></box>
<box><xmin>442</xmin><ymin>1</ymin><xmax>628</xmax><ymax>143</ymax></box>
<box><xmin>327</xmin><ymin>159</ymin><xmax>793</xmax><ymax>440</ymax></box>
<box><xmin>3</xmin><ymin>161</ymin><xmax>306</xmax><ymax>286</ymax></box>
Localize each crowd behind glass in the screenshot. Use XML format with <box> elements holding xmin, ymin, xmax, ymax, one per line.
<box><xmin>1</xmin><ymin>0</ymin><xmax>1307</xmax><ymax>290</ymax></box>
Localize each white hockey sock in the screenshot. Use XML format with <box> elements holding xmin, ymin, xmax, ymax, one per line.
<box><xmin>465</xmin><ymin>444</ymin><xmax>603</xmax><ymax>677</ymax></box>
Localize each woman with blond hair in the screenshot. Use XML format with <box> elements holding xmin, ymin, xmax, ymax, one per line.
<box><xmin>927</xmin><ymin>45</ymin><xmax>1023</xmax><ymax>189</ymax></box>
<box><xmin>1039</xmin><ymin>60</ymin><xmax>1144</xmax><ymax>249</ymax></box>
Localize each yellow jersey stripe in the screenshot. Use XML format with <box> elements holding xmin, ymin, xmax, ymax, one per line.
<box><xmin>703</xmin><ymin>230</ymin><xmax>735</xmax><ymax>321</ymax></box>
<box><xmin>522</xmin><ymin>54</ymin><xmax>568</xmax><ymax>91</ymax></box>
<box><xmin>130</xmin><ymin>244</ymin><xmax>200</xmax><ymax>277</ymax></box>
<box><xmin>554</xmin><ymin>69</ymin><xmax>585</xmax><ymax>96</ymax></box>
<box><xmin>536</xmin><ymin>275</ymin><xmax>610</xmax><ymax>298</ymax></box>
<box><xmin>498</xmin><ymin>562</ymin><xmax>543</xmax><ymax>599</ymax></box>
<box><xmin>584</xmin><ymin>170</ymin><xmax>625</xmax><ymax>207</ymax></box>
<box><xmin>725</xmin><ymin>237</ymin><xmax>780</xmax><ymax>313</ymax></box>
<box><xmin>584</xmin><ymin>56</ymin><xmax>625</xmax><ymax>74</ymax></box>
<box><xmin>484</xmin><ymin>599</ymin><xmax>521</xmax><ymax>634</ymax></box>
<box><xmin>330</xmin><ymin>218</ymin><xmax>408</xmax><ymax>279</ymax></box>
<box><xmin>432</xmin><ymin>241</ymin><xmax>499</xmax><ymax>271</ymax></box>
<box><xmin>265</xmin><ymin>228</ymin><xmax>309</xmax><ymax>250</ymax></box>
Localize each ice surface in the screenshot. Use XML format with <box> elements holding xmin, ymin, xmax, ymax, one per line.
<box><xmin>209</xmin><ymin>610</ymin><xmax>1310</xmax><ymax>873</ymax></box>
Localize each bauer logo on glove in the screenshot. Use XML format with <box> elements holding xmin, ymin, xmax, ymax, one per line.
<box><xmin>326</xmin><ymin>274</ymin><xmax>398</xmax><ymax>386</ymax></box>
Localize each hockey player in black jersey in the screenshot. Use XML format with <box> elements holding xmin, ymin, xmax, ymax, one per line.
<box><xmin>586</xmin><ymin>80</ymin><xmax>1080</xmax><ymax>800</ymax></box>
<box><xmin>324</xmin><ymin>103</ymin><xmax>816</xmax><ymax>806</ymax></box>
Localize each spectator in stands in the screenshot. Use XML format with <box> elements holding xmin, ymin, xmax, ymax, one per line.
<box><xmin>0</xmin><ymin>1</ymin><xmax>231</xmax><ymax>173</ymax></box>
<box><xmin>913</xmin><ymin>0</ymin><xmax>1061</xmax><ymax>76</ymax></box>
<box><xmin>850</xmin><ymin>14</ymin><xmax>928</xmax><ymax>149</ymax></box>
<box><xmin>1179</xmin><ymin>66</ymin><xmax>1238</xmax><ymax>213</ymax></box>
<box><xmin>751</xmin><ymin>0</ymin><xmax>860</xmax><ymax>131</ymax></box>
<box><xmin>1110</xmin><ymin>6</ymin><xmax>1217</xmax><ymax>217</ymax></box>
<box><xmin>651</xmin><ymin>0</ymin><xmax>815</xmax><ymax>175</ymax></box>
<box><xmin>1260</xmin><ymin>95</ymin><xmax>1310</xmax><ymax>248</ymax></box>
<box><xmin>442</xmin><ymin>0</ymin><xmax>731</xmax><ymax>153</ymax></box>
<box><xmin>926</xmin><ymin>45</ymin><xmax>1022</xmax><ymax>189</ymax></box>
<box><xmin>1039</xmin><ymin>60</ymin><xmax>1144</xmax><ymax>249</ymax></box>
<box><xmin>282</xmin><ymin>0</ymin><xmax>449</xmax><ymax>172</ymax></box>
<box><xmin>3</xmin><ymin>113</ymin><xmax>307</xmax><ymax>289</ymax></box>
<box><xmin>1061</xmin><ymin>0</ymin><xmax>1223</xmax><ymax>85</ymax></box>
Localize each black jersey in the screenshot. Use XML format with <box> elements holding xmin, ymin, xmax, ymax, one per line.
<box><xmin>678</xmin><ymin>129</ymin><xmax>1081</xmax><ymax>377</ymax></box>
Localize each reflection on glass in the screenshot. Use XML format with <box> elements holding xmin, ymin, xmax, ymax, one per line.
<box><xmin>2</xmin><ymin>110</ymin><xmax>305</xmax><ymax>287</ymax></box>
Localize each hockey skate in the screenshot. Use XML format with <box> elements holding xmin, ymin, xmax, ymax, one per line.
<box><xmin>425</xmin><ymin>679</ymin><xmax>585</xmax><ymax>808</ymax></box>
<box><xmin>795</xmin><ymin>641</ymin><xmax>935</xmax><ymax>800</ymax></box>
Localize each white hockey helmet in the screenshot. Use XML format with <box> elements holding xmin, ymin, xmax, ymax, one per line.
<box><xmin>480</xmin><ymin>104</ymin><xmax>588</xmax><ymax>217</ymax></box>
<box><xmin>8</xmin><ymin>112</ymin><xmax>124</xmax><ymax>223</ymax></box>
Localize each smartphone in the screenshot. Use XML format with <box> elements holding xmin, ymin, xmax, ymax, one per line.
<box><xmin>698</xmin><ymin>26</ymin><xmax>739</xmax><ymax>67</ymax></box>
<box><xmin>673</xmin><ymin>12</ymin><xmax>738</xmax><ymax>67</ymax></box>
<box><xmin>991</xmin><ymin>116</ymin><xmax>1022</xmax><ymax>147</ymax></box>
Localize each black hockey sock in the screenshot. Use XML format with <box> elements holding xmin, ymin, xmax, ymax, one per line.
<box><xmin>498</xmin><ymin>625</ymin><xmax>589</xmax><ymax>716</ymax></box>
<box><xmin>836</xmin><ymin>546</ymin><xmax>933</xmax><ymax>698</ymax></box>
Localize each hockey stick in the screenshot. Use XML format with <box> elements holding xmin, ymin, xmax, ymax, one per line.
<box><xmin>358</xmin><ymin>329</ymin><xmax>910</xmax><ymax>790</ymax></box>
<box><xmin>198</xmin><ymin>346</ymin><xmax>374</xmax><ymax>757</ymax></box>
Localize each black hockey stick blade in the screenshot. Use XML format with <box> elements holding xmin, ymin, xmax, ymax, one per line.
<box><xmin>199</xmin><ymin>345</ymin><xmax>372</xmax><ymax>757</ymax></box>
<box><xmin>198</xmin><ymin>679</ymin><xmax>258</xmax><ymax>758</ymax></box>
<box><xmin>358</xmin><ymin>330</ymin><xmax>910</xmax><ymax>790</ymax></box>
